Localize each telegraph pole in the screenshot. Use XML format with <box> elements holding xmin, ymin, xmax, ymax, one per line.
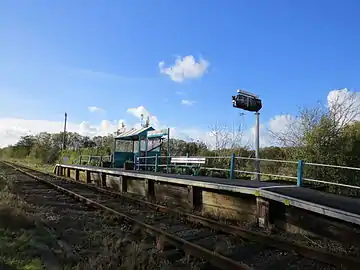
<box><xmin>62</xmin><ymin>112</ymin><xmax>67</xmax><ymax>150</ymax></box>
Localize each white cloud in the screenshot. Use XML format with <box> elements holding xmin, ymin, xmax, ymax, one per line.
<box><xmin>126</xmin><ymin>106</ymin><xmax>160</xmax><ymax>129</ymax></box>
<box><xmin>88</xmin><ymin>106</ymin><xmax>104</xmax><ymax>113</ymax></box>
<box><xmin>327</xmin><ymin>88</ymin><xmax>352</xmax><ymax>108</ymax></box>
<box><xmin>0</xmin><ymin>118</ymin><xmax>125</xmax><ymax>147</ymax></box>
<box><xmin>159</xmin><ymin>55</ymin><xmax>209</xmax><ymax>82</ymax></box>
<box><xmin>257</xmin><ymin>115</ymin><xmax>295</xmax><ymax>147</ymax></box>
<box><xmin>0</xmin><ymin>118</ymin><xmax>76</xmax><ymax>147</ymax></box>
<box><xmin>181</xmin><ymin>99</ymin><xmax>195</xmax><ymax>106</ymax></box>
<box><xmin>327</xmin><ymin>88</ymin><xmax>360</xmax><ymax>121</ymax></box>
<box><xmin>176</xmin><ymin>91</ymin><xmax>185</xmax><ymax>95</ymax></box>
<box><xmin>79</xmin><ymin>120</ymin><xmax>126</xmax><ymax>137</ymax></box>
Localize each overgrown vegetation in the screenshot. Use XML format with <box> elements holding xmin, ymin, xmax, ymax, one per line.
<box><xmin>1</xmin><ymin>90</ymin><xmax>360</xmax><ymax>196</ymax></box>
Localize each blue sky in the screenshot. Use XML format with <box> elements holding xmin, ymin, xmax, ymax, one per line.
<box><xmin>1</xmin><ymin>0</ymin><xmax>360</xmax><ymax>146</ymax></box>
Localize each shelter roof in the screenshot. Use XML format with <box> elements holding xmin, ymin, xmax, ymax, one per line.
<box><xmin>115</xmin><ymin>126</ymin><xmax>154</xmax><ymax>141</ymax></box>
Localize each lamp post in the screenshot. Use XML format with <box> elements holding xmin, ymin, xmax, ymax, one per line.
<box><xmin>232</xmin><ymin>89</ymin><xmax>262</xmax><ymax>181</ymax></box>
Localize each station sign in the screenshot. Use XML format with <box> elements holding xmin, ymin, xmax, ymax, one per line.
<box><xmin>147</xmin><ymin>128</ymin><xmax>169</xmax><ymax>138</ymax></box>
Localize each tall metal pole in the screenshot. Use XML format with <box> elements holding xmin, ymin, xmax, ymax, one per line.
<box><xmin>255</xmin><ymin>112</ymin><xmax>260</xmax><ymax>181</ymax></box>
<box><xmin>166</xmin><ymin>128</ymin><xmax>170</xmax><ymax>171</ymax></box>
<box><xmin>62</xmin><ymin>112</ymin><xmax>67</xmax><ymax>151</ymax></box>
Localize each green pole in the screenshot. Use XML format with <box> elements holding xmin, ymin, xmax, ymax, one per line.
<box><xmin>155</xmin><ymin>153</ymin><xmax>158</xmax><ymax>172</ymax></box>
<box><xmin>112</xmin><ymin>138</ymin><xmax>117</xmax><ymax>167</ymax></box>
<box><xmin>167</xmin><ymin>128</ymin><xmax>170</xmax><ymax>173</ymax></box>
<box><xmin>229</xmin><ymin>153</ymin><xmax>235</xmax><ymax>180</ymax></box>
<box><xmin>297</xmin><ymin>160</ymin><xmax>304</xmax><ymax>187</ymax></box>
<box><xmin>137</xmin><ymin>136</ymin><xmax>141</xmax><ymax>170</ymax></box>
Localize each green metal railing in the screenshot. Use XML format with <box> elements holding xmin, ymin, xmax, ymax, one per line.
<box><xmin>136</xmin><ymin>154</ymin><xmax>360</xmax><ymax>194</ymax></box>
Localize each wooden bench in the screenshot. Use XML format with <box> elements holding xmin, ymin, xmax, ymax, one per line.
<box><xmin>170</xmin><ymin>157</ymin><xmax>206</xmax><ymax>176</ymax></box>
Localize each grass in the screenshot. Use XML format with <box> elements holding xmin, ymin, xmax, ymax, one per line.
<box><xmin>6</xmin><ymin>158</ymin><xmax>54</xmax><ymax>174</ymax></box>
<box><xmin>0</xmin><ymin>170</ymin><xmax>63</xmax><ymax>270</ymax></box>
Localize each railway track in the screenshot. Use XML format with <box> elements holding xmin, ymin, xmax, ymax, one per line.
<box><xmin>2</xmin><ymin>161</ymin><xmax>360</xmax><ymax>270</ymax></box>
<box><xmin>1</xmin><ymin>162</ymin><xmax>206</xmax><ymax>269</ymax></box>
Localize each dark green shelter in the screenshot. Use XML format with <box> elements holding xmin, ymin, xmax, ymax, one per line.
<box><xmin>112</xmin><ymin>126</ymin><xmax>169</xmax><ymax>169</ymax></box>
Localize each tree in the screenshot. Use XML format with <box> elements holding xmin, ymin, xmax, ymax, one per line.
<box><xmin>209</xmin><ymin>122</ymin><xmax>231</xmax><ymax>152</ymax></box>
<box><xmin>12</xmin><ymin>135</ymin><xmax>36</xmax><ymax>157</ymax></box>
<box><xmin>269</xmin><ymin>92</ymin><xmax>360</xmax><ymax>196</ymax></box>
<box><xmin>209</xmin><ymin>115</ymin><xmax>248</xmax><ymax>153</ymax></box>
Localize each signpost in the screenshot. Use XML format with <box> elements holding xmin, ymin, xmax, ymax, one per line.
<box><xmin>232</xmin><ymin>89</ymin><xmax>262</xmax><ymax>181</ymax></box>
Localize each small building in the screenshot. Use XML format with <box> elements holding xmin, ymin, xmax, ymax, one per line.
<box><xmin>112</xmin><ymin>126</ymin><xmax>169</xmax><ymax>169</ymax></box>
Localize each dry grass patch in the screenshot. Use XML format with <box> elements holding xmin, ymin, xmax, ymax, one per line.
<box><xmin>0</xmin><ymin>171</ymin><xmax>63</xmax><ymax>270</ymax></box>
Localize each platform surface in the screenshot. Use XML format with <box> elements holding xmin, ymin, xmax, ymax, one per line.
<box><xmin>59</xmin><ymin>164</ymin><xmax>286</xmax><ymax>191</ymax></box>
<box><xmin>56</xmin><ymin>164</ymin><xmax>360</xmax><ymax>220</ymax></box>
<box><xmin>125</xmin><ymin>169</ymin><xmax>284</xmax><ymax>188</ymax></box>
<box><xmin>265</xmin><ymin>186</ymin><xmax>360</xmax><ymax>216</ymax></box>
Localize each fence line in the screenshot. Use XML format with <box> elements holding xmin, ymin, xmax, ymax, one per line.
<box><xmin>303</xmin><ymin>178</ymin><xmax>360</xmax><ymax>190</ymax></box>
<box><xmin>133</xmin><ymin>154</ymin><xmax>360</xmax><ymax>192</ymax></box>
<box><xmin>74</xmin><ymin>153</ymin><xmax>360</xmax><ymax>193</ymax></box>
<box><xmin>235</xmin><ymin>156</ymin><xmax>298</xmax><ymax>164</ymax></box>
<box><xmin>305</xmin><ymin>162</ymin><xmax>360</xmax><ymax>171</ymax></box>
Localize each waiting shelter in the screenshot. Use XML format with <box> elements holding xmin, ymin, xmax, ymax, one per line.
<box><xmin>112</xmin><ymin>126</ymin><xmax>169</xmax><ymax>169</ymax></box>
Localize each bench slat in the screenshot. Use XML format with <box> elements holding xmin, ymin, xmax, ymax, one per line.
<box><xmin>171</xmin><ymin>158</ymin><xmax>206</xmax><ymax>161</ymax></box>
<box><xmin>171</xmin><ymin>157</ymin><xmax>206</xmax><ymax>164</ymax></box>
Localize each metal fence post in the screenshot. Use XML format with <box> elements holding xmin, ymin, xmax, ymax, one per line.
<box><xmin>229</xmin><ymin>153</ymin><xmax>235</xmax><ymax>180</ymax></box>
<box><xmin>297</xmin><ymin>160</ymin><xmax>304</xmax><ymax>187</ymax></box>
<box><xmin>155</xmin><ymin>154</ymin><xmax>158</xmax><ymax>172</ymax></box>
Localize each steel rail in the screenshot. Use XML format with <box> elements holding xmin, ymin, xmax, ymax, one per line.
<box><xmin>3</xmin><ymin>161</ymin><xmax>252</xmax><ymax>270</ymax></box>
<box><xmin>5</xmin><ymin>161</ymin><xmax>360</xmax><ymax>269</ymax></box>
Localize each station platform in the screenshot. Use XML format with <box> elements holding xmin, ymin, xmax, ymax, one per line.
<box><xmin>54</xmin><ymin>164</ymin><xmax>360</xmax><ymax>226</ymax></box>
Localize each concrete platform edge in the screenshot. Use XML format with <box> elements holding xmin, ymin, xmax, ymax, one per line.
<box><xmin>55</xmin><ymin>164</ymin><xmax>360</xmax><ymax>226</ymax></box>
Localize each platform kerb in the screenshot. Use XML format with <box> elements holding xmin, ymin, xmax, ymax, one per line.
<box><xmin>101</xmin><ymin>172</ymin><xmax>107</xmax><ymax>187</ymax></box>
<box><xmin>256</xmin><ymin>197</ymin><xmax>270</xmax><ymax>229</ymax></box>
<box><xmin>54</xmin><ymin>164</ymin><xmax>360</xmax><ymax>229</ymax></box>
<box><xmin>154</xmin><ymin>181</ymin><xmax>190</xmax><ymax>210</ymax></box>
<box><xmin>86</xmin><ymin>171</ymin><xmax>91</xmax><ymax>184</ymax></box>
<box><xmin>75</xmin><ymin>169</ymin><xmax>80</xmax><ymax>181</ymax></box>
<box><xmin>127</xmin><ymin>177</ymin><xmax>146</xmax><ymax>196</ymax></box>
<box><xmin>145</xmin><ymin>179</ymin><xmax>155</xmax><ymax>200</ymax></box>
<box><xmin>187</xmin><ymin>185</ymin><xmax>202</xmax><ymax>210</ymax></box>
